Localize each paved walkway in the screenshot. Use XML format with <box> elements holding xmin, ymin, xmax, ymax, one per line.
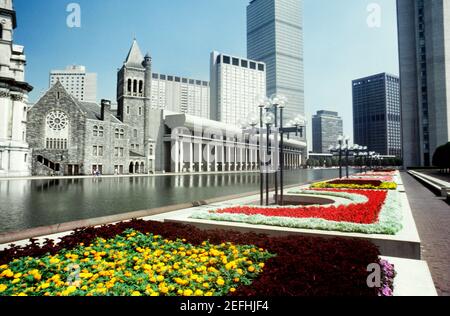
<box><xmin>402</xmin><ymin>172</ymin><xmax>450</xmax><ymax>296</ymax></box>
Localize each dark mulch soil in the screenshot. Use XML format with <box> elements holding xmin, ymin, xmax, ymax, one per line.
<box><xmin>0</xmin><ymin>220</ymin><xmax>381</xmax><ymax>296</ymax></box>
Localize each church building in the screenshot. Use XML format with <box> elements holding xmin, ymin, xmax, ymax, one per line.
<box><xmin>27</xmin><ymin>40</ymin><xmax>156</xmax><ymax>176</ymax></box>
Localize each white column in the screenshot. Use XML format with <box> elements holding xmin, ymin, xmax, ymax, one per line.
<box><xmin>249</xmin><ymin>149</ymin><xmax>253</xmax><ymax>170</ymax></box>
<box><xmin>206</xmin><ymin>144</ymin><xmax>211</xmax><ymax>172</ymax></box>
<box><xmin>221</xmin><ymin>145</ymin><xmax>225</xmax><ymax>172</ymax></box>
<box><xmin>180</xmin><ymin>141</ymin><xmax>184</xmax><ymax>173</ymax></box>
<box><xmin>174</xmin><ymin>141</ymin><xmax>179</xmax><ymax>173</ymax></box>
<box><xmin>227</xmin><ymin>145</ymin><xmax>231</xmax><ymax>171</ymax></box>
<box><xmin>234</xmin><ymin>144</ymin><xmax>238</xmax><ymax>171</ymax></box>
<box><xmin>190</xmin><ymin>142</ymin><xmax>194</xmax><ymax>172</ymax></box>
<box><xmin>198</xmin><ymin>143</ymin><xmax>202</xmax><ymax>172</ymax></box>
<box><xmin>214</xmin><ymin>145</ymin><xmax>219</xmax><ymax>172</ymax></box>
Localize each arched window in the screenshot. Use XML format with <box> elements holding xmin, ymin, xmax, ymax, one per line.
<box><xmin>133</xmin><ymin>80</ymin><xmax>138</xmax><ymax>94</ymax></box>
<box><xmin>120</xmin><ymin>129</ymin><xmax>125</xmax><ymax>139</ymax></box>
<box><xmin>115</xmin><ymin>128</ymin><xmax>120</xmax><ymax>139</ymax></box>
<box><xmin>139</xmin><ymin>81</ymin><xmax>143</xmax><ymax>95</ymax></box>
<box><xmin>138</xmin><ymin>107</ymin><xmax>142</xmax><ymax>116</ymax></box>
<box><xmin>127</xmin><ymin>79</ymin><xmax>132</xmax><ymax>94</ymax></box>
<box><xmin>133</xmin><ymin>129</ymin><xmax>138</xmax><ymax>138</ymax></box>
<box><xmin>99</xmin><ymin>126</ymin><xmax>104</xmax><ymax>137</ymax></box>
<box><xmin>93</xmin><ymin>126</ymin><xmax>98</xmax><ymax>137</ymax></box>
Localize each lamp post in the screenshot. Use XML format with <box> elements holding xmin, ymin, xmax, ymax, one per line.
<box><xmin>258</xmin><ymin>97</ymin><xmax>271</xmax><ymax>206</ymax></box>
<box><xmin>262</xmin><ymin>111</ymin><xmax>275</xmax><ymax>206</ymax></box>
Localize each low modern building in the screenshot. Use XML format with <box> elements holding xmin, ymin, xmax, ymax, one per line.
<box><xmin>151</xmin><ymin>73</ymin><xmax>210</xmax><ymax>118</ymax></box>
<box><xmin>0</xmin><ymin>0</ymin><xmax>33</xmax><ymax>177</ymax></box>
<box><xmin>352</xmin><ymin>73</ymin><xmax>402</xmax><ymax>157</ymax></box>
<box><xmin>50</xmin><ymin>65</ymin><xmax>97</xmax><ymax>102</ymax></box>
<box><xmin>210</xmin><ymin>51</ymin><xmax>266</xmax><ymax>126</ymax></box>
<box><xmin>312</xmin><ymin>110</ymin><xmax>343</xmax><ymax>153</ymax></box>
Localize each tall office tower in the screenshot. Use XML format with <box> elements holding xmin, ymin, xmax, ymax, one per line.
<box><xmin>247</xmin><ymin>0</ymin><xmax>304</xmax><ymax>124</ymax></box>
<box><xmin>0</xmin><ymin>0</ymin><xmax>33</xmax><ymax>177</ymax></box>
<box><xmin>312</xmin><ymin>110</ymin><xmax>343</xmax><ymax>154</ymax></box>
<box><xmin>210</xmin><ymin>51</ymin><xmax>266</xmax><ymax>126</ymax></box>
<box><xmin>50</xmin><ymin>65</ymin><xmax>97</xmax><ymax>102</ymax></box>
<box><xmin>352</xmin><ymin>73</ymin><xmax>402</xmax><ymax>157</ymax></box>
<box><xmin>397</xmin><ymin>0</ymin><xmax>450</xmax><ymax>167</ymax></box>
<box><xmin>151</xmin><ymin>73</ymin><xmax>210</xmax><ymax>118</ymax></box>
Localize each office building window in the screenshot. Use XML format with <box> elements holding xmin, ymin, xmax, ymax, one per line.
<box><xmin>232</xmin><ymin>58</ymin><xmax>239</xmax><ymax>66</ymax></box>
<box><xmin>223</xmin><ymin>56</ymin><xmax>230</xmax><ymax>64</ymax></box>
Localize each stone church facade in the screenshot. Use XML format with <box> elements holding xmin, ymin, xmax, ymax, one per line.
<box><xmin>27</xmin><ymin>40</ymin><xmax>156</xmax><ymax>176</ymax></box>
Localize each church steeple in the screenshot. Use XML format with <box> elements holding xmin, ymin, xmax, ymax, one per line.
<box><xmin>124</xmin><ymin>39</ymin><xmax>145</xmax><ymax>69</ymax></box>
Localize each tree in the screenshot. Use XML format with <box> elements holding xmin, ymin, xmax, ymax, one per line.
<box><xmin>432</xmin><ymin>142</ymin><xmax>450</xmax><ymax>173</ymax></box>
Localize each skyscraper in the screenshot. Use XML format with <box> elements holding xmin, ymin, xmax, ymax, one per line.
<box><xmin>151</xmin><ymin>73</ymin><xmax>210</xmax><ymax>119</ymax></box>
<box><xmin>210</xmin><ymin>51</ymin><xmax>266</xmax><ymax>126</ymax></box>
<box><xmin>352</xmin><ymin>73</ymin><xmax>402</xmax><ymax>157</ymax></box>
<box><xmin>50</xmin><ymin>65</ymin><xmax>97</xmax><ymax>102</ymax></box>
<box><xmin>247</xmin><ymin>0</ymin><xmax>304</xmax><ymax>124</ymax></box>
<box><xmin>397</xmin><ymin>0</ymin><xmax>450</xmax><ymax>167</ymax></box>
<box><xmin>0</xmin><ymin>0</ymin><xmax>33</xmax><ymax>177</ymax></box>
<box><xmin>312</xmin><ymin>110</ymin><xmax>343</xmax><ymax>154</ymax></box>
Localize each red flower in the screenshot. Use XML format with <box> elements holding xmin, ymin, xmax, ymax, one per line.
<box><xmin>216</xmin><ymin>189</ymin><xmax>388</xmax><ymax>224</ymax></box>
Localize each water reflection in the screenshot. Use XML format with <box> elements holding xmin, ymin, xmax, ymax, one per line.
<box><xmin>0</xmin><ymin>169</ymin><xmax>342</xmax><ymax>233</ymax></box>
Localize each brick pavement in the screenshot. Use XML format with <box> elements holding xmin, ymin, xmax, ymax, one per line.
<box><xmin>402</xmin><ymin>172</ymin><xmax>450</xmax><ymax>296</ymax></box>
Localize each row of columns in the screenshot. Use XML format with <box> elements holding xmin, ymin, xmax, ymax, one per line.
<box><xmin>173</xmin><ymin>140</ymin><xmax>303</xmax><ymax>173</ymax></box>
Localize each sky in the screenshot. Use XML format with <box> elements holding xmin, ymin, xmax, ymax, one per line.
<box><xmin>13</xmin><ymin>0</ymin><xmax>399</xmax><ymax>149</ymax></box>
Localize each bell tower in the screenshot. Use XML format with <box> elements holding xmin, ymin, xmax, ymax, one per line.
<box><xmin>116</xmin><ymin>39</ymin><xmax>149</xmax><ymax>160</ymax></box>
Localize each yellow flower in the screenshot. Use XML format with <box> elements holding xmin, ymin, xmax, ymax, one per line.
<box><xmin>17</xmin><ymin>292</ymin><xmax>27</xmax><ymax>296</ymax></box>
<box><xmin>202</xmin><ymin>282</ymin><xmax>210</xmax><ymax>289</ymax></box>
<box><xmin>0</xmin><ymin>265</ymin><xmax>8</xmax><ymax>270</ymax></box>
<box><xmin>156</xmin><ymin>275</ymin><xmax>164</xmax><ymax>282</ymax></box>
<box><xmin>234</xmin><ymin>277</ymin><xmax>240</xmax><ymax>283</ymax></box>
<box><xmin>259</xmin><ymin>263</ymin><xmax>265</xmax><ymax>268</ymax></box>
<box><xmin>49</xmin><ymin>258</ymin><xmax>60</xmax><ymax>264</ymax></box>
<box><xmin>230</xmin><ymin>288</ymin><xmax>236</xmax><ymax>293</ymax></box>
<box><xmin>216</xmin><ymin>278</ymin><xmax>225</xmax><ymax>286</ymax></box>
<box><xmin>1</xmin><ymin>269</ymin><xmax>14</xmax><ymax>278</ymax></box>
<box><xmin>0</xmin><ymin>284</ymin><xmax>7</xmax><ymax>292</ymax></box>
<box><xmin>237</xmin><ymin>269</ymin><xmax>243</xmax><ymax>275</ymax></box>
<box><xmin>13</xmin><ymin>273</ymin><xmax>22</xmax><ymax>279</ymax></box>
<box><xmin>248</xmin><ymin>266</ymin><xmax>255</xmax><ymax>273</ymax></box>
<box><xmin>12</xmin><ymin>278</ymin><xmax>20</xmax><ymax>284</ymax></box>
<box><xmin>194</xmin><ymin>289</ymin><xmax>204</xmax><ymax>296</ymax></box>
<box><xmin>131</xmin><ymin>291</ymin><xmax>141</xmax><ymax>296</ymax></box>
<box><xmin>183</xmin><ymin>289</ymin><xmax>193</xmax><ymax>296</ymax></box>
<box><xmin>205</xmin><ymin>291</ymin><xmax>213</xmax><ymax>296</ymax></box>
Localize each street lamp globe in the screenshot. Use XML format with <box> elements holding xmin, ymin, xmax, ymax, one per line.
<box><xmin>257</xmin><ymin>96</ymin><xmax>271</xmax><ymax>109</ymax></box>
<box><xmin>262</xmin><ymin>112</ymin><xmax>275</xmax><ymax>125</ymax></box>
<box><xmin>247</xmin><ymin>112</ymin><xmax>259</xmax><ymax>127</ymax></box>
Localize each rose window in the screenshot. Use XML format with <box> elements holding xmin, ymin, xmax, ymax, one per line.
<box><xmin>46</xmin><ymin>111</ymin><xmax>68</xmax><ymax>131</ymax></box>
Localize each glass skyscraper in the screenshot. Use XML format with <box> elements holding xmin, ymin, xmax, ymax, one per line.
<box><xmin>352</xmin><ymin>73</ymin><xmax>402</xmax><ymax>158</ymax></box>
<box><xmin>312</xmin><ymin>111</ymin><xmax>343</xmax><ymax>154</ymax></box>
<box><xmin>247</xmin><ymin>0</ymin><xmax>304</xmax><ymax>125</ymax></box>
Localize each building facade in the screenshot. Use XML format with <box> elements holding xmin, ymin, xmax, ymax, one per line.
<box><xmin>312</xmin><ymin>110</ymin><xmax>343</xmax><ymax>154</ymax></box>
<box><xmin>50</xmin><ymin>65</ymin><xmax>97</xmax><ymax>102</ymax></box>
<box><xmin>397</xmin><ymin>0</ymin><xmax>450</xmax><ymax>167</ymax></box>
<box><xmin>27</xmin><ymin>40</ymin><xmax>156</xmax><ymax>176</ymax></box>
<box><xmin>0</xmin><ymin>0</ymin><xmax>33</xmax><ymax>177</ymax></box>
<box><xmin>352</xmin><ymin>73</ymin><xmax>402</xmax><ymax>157</ymax></box>
<box><xmin>151</xmin><ymin>73</ymin><xmax>209</xmax><ymax>118</ymax></box>
<box><xmin>210</xmin><ymin>51</ymin><xmax>266</xmax><ymax>126</ymax></box>
<box><xmin>247</xmin><ymin>0</ymin><xmax>304</xmax><ymax>124</ymax></box>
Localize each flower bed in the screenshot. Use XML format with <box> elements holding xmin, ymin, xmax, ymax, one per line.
<box><xmin>0</xmin><ymin>220</ymin><xmax>395</xmax><ymax>296</ymax></box>
<box><xmin>191</xmin><ymin>189</ymin><xmax>403</xmax><ymax>235</ymax></box>
<box><xmin>310</xmin><ymin>180</ymin><xmax>397</xmax><ymax>190</ymax></box>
